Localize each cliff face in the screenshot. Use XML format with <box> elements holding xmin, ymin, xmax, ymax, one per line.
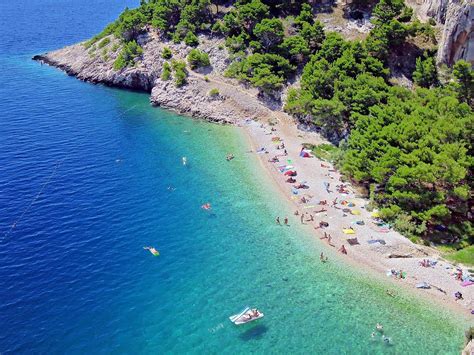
<box><xmin>407</xmin><ymin>0</ymin><xmax>473</xmax><ymax>66</ymax></box>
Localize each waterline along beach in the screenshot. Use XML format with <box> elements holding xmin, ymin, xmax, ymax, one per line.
<box><xmin>1</xmin><ymin>0</ymin><xmax>473</xmax><ymax>353</ymax></box>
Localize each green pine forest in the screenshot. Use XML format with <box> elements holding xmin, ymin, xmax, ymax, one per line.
<box><xmin>86</xmin><ymin>0</ymin><xmax>473</xmax><ymax>261</ymax></box>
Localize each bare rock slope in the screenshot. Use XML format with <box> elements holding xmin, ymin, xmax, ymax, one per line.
<box><xmin>407</xmin><ymin>0</ymin><xmax>473</xmax><ymax>65</ymax></box>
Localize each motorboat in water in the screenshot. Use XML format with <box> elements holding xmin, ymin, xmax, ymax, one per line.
<box><xmin>229</xmin><ymin>307</ymin><xmax>264</xmax><ymax>325</ymax></box>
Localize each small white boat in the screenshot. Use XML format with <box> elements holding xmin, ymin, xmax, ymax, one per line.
<box><xmin>229</xmin><ymin>307</ymin><xmax>264</xmax><ymax>325</ymax></box>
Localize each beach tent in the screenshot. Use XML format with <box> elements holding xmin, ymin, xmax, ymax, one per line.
<box><xmin>299</xmin><ymin>149</ymin><xmax>313</xmax><ymax>158</ymax></box>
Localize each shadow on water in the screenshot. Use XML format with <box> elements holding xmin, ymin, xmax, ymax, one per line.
<box><xmin>238</xmin><ymin>324</ymin><xmax>268</xmax><ymax>341</ymax></box>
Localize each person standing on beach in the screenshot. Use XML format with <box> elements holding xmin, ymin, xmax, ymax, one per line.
<box><xmin>300</xmin><ymin>214</ymin><xmax>304</xmax><ymax>224</ymax></box>
<box><xmin>284</xmin><ymin>217</ymin><xmax>288</xmax><ymax>225</ymax></box>
<box><xmin>339</xmin><ymin>245</ymin><xmax>347</xmax><ymax>254</ymax></box>
<box><xmin>276</xmin><ymin>217</ymin><xmax>280</xmax><ymax>225</ymax></box>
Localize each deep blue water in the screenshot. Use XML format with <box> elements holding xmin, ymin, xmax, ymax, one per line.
<box><xmin>0</xmin><ymin>0</ymin><xmax>467</xmax><ymax>353</ymax></box>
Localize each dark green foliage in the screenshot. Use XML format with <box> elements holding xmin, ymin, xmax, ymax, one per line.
<box><xmin>209</xmin><ymin>88</ymin><xmax>220</xmax><ymax>96</ymax></box>
<box><xmin>284</xmin><ymin>19</ymin><xmax>473</xmax><ymax>242</ymax></box>
<box><xmin>279</xmin><ymin>35</ymin><xmax>310</xmax><ymax>63</ymax></box>
<box><xmin>151</xmin><ymin>0</ymin><xmax>210</xmax><ymax>38</ymax></box>
<box><xmin>413</xmin><ymin>56</ymin><xmax>438</xmax><ymax>88</ymax></box>
<box><xmin>315</xmin><ymin>32</ymin><xmax>348</xmax><ymax>63</ymax></box>
<box><xmin>225</xmin><ymin>33</ymin><xmax>250</xmax><ymax>54</ymax></box>
<box><xmin>171</xmin><ymin>59</ymin><xmax>188</xmax><ymax>86</ymax></box>
<box><xmin>113</xmin><ymin>40</ymin><xmax>143</xmax><ymax>70</ymax></box>
<box><xmin>452</xmin><ymin>60</ymin><xmax>474</xmax><ymax>106</ymax></box>
<box><xmin>299</xmin><ymin>21</ymin><xmax>325</xmax><ymax>53</ymax></box>
<box><xmin>187</xmin><ymin>49</ymin><xmax>210</xmax><ymax>69</ymax></box>
<box><xmin>115</xmin><ymin>8</ymin><xmax>146</xmax><ymax>40</ymax></box>
<box><xmin>398</xmin><ymin>6</ymin><xmax>413</xmax><ymax>22</ymax></box>
<box><xmin>97</xmin><ymin>37</ymin><xmax>111</xmax><ymax>49</ymax></box>
<box><xmin>225</xmin><ymin>53</ymin><xmax>295</xmax><ymax>94</ymax></box>
<box><xmin>161</xmin><ymin>61</ymin><xmax>171</xmax><ymax>80</ymax></box>
<box><xmin>184</xmin><ymin>31</ymin><xmax>199</xmax><ymax>46</ymax></box>
<box><xmin>340</xmin><ymin>88</ymin><xmax>472</xmax><ymax>239</ymax></box>
<box><xmin>372</xmin><ymin>0</ymin><xmax>405</xmax><ymax>22</ymax></box>
<box><xmin>161</xmin><ymin>46</ymin><xmax>172</xmax><ymax>59</ymax></box>
<box><xmin>253</xmin><ymin>18</ymin><xmax>284</xmax><ymax>51</ymax></box>
<box><xmin>84</xmin><ymin>23</ymin><xmax>118</xmax><ymax>48</ymax></box>
<box><xmin>223</xmin><ymin>0</ymin><xmax>269</xmax><ymax>34</ymax></box>
<box><xmin>295</xmin><ymin>3</ymin><xmax>313</xmax><ymax>25</ymax></box>
<box><xmin>211</xmin><ymin>20</ymin><xmax>225</xmax><ymax>35</ymax></box>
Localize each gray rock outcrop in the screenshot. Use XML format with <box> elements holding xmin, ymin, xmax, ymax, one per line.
<box><xmin>34</xmin><ymin>32</ymin><xmax>280</xmax><ymax>124</ymax></box>
<box><xmin>407</xmin><ymin>0</ymin><xmax>473</xmax><ymax>66</ymax></box>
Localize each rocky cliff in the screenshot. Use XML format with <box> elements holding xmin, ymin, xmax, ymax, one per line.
<box><xmin>407</xmin><ymin>0</ymin><xmax>473</xmax><ymax>66</ymax></box>
<box><xmin>34</xmin><ymin>31</ymin><xmax>281</xmax><ymax>124</ymax></box>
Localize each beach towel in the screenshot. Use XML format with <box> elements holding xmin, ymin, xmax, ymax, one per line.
<box><xmin>343</xmin><ymin>228</ymin><xmax>355</xmax><ymax>234</ymax></box>
<box><xmin>351</xmin><ymin>210</ymin><xmax>361</xmax><ymax>215</ymax></box>
<box><xmin>461</xmin><ymin>280</ymin><xmax>474</xmax><ymax>287</ymax></box>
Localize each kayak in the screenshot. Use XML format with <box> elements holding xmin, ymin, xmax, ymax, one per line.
<box><xmin>229</xmin><ymin>307</ymin><xmax>264</xmax><ymax>325</ymax></box>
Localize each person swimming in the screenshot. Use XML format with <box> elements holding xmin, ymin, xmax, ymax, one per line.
<box><xmin>376</xmin><ymin>323</ymin><xmax>383</xmax><ymax>332</ymax></box>
<box><xmin>182</xmin><ymin>157</ymin><xmax>187</xmax><ymax>166</ymax></box>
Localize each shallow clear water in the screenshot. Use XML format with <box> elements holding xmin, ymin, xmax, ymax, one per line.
<box><xmin>0</xmin><ymin>0</ymin><xmax>468</xmax><ymax>353</ymax></box>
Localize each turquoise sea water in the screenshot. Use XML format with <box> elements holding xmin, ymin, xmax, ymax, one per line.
<box><xmin>0</xmin><ymin>0</ymin><xmax>468</xmax><ymax>353</ymax></box>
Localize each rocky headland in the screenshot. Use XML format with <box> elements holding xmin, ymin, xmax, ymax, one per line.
<box><xmin>34</xmin><ymin>0</ymin><xmax>472</xmax><ymax>125</ymax></box>
<box><xmin>33</xmin><ymin>31</ymin><xmax>285</xmax><ymax>125</ymax></box>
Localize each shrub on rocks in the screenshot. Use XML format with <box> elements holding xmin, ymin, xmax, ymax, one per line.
<box><xmin>209</xmin><ymin>88</ymin><xmax>219</xmax><ymax>97</ymax></box>
<box><xmin>187</xmin><ymin>49</ymin><xmax>210</xmax><ymax>70</ymax></box>
<box><xmin>171</xmin><ymin>60</ymin><xmax>188</xmax><ymax>87</ymax></box>
<box><xmin>161</xmin><ymin>62</ymin><xmax>171</xmax><ymax>81</ymax></box>
<box><xmin>113</xmin><ymin>40</ymin><xmax>143</xmax><ymax>70</ymax></box>
<box><xmin>161</xmin><ymin>46</ymin><xmax>172</xmax><ymax>59</ymax></box>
